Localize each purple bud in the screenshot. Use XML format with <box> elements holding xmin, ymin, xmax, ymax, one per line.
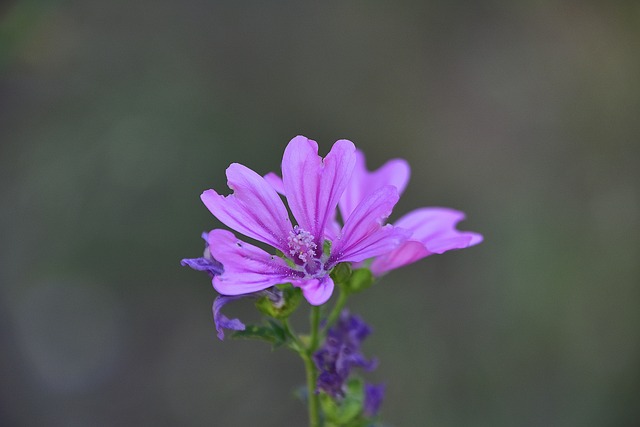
<box><xmin>363</xmin><ymin>383</ymin><xmax>385</xmax><ymax>417</ymax></box>
<box><xmin>181</xmin><ymin>231</ymin><xmax>224</xmax><ymax>277</ymax></box>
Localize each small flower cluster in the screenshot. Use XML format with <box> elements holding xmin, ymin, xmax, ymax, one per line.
<box><xmin>314</xmin><ymin>310</ymin><xmax>377</xmax><ymax>399</ymax></box>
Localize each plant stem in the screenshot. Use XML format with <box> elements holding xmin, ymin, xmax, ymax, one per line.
<box><xmin>324</xmin><ymin>287</ymin><xmax>348</xmax><ymax>331</ymax></box>
<box><xmin>304</xmin><ymin>305</ymin><xmax>322</xmax><ymax>427</ymax></box>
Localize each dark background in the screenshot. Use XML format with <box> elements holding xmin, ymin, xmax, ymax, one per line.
<box><xmin>1</xmin><ymin>1</ymin><xmax>639</xmax><ymax>426</ymax></box>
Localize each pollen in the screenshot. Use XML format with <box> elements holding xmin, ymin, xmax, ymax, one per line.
<box><xmin>287</xmin><ymin>225</ymin><xmax>317</xmax><ymax>263</ymax></box>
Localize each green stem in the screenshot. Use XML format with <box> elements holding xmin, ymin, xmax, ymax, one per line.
<box><xmin>304</xmin><ymin>305</ymin><xmax>322</xmax><ymax>427</ymax></box>
<box><xmin>324</xmin><ymin>287</ymin><xmax>348</xmax><ymax>331</ymax></box>
<box><xmin>302</xmin><ymin>352</ymin><xmax>320</xmax><ymax>427</ymax></box>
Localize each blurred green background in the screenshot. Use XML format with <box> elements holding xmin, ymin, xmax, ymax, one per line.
<box><xmin>1</xmin><ymin>1</ymin><xmax>639</xmax><ymax>426</ymax></box>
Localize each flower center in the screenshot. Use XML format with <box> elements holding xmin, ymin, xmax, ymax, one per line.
<box><xmin>288</xmin><ymin>226</ymin><xmax>317</xmax><ymax>264</ymax></box>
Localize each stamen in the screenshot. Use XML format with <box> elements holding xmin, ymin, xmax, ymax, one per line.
<box><xmin>287</xmin><ymin>225</ymin><xmax>317</xmax><ymax>264</ymax></box>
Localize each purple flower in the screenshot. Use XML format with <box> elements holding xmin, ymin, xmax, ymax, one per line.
<box><xmin>363</xmin><ymin>383</ymin><xmax>385</xmax><ymax>417</ymax></box>
<box><xmin>339</xmin><ymin>149</ymin><xmax>483</xmax><ymax>275</ymax></box>
<box><xmin>200</xmin><ymin>136</ymin><xmax>409</xmax><ymax>305</ymax></box>
<box><xmin>180</xmin><ymin>232</ymin><xmax>224</xmax><ymax>277</ymax></box>
<box><xmin>314</xmin><ymin>310</ymin><xmax>377</xmax><ymax>398</ymax></box>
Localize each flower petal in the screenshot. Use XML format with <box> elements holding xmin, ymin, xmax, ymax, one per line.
<box><xmin>339</xmin><ymin>150</ymin><xmax>410</xmax><ymax>221</ymax></box>
<box><xmin>332</xmin><ymin>185</ymin><xmax>409</xmax><ymax>263</ymax></box>
<box><xmin>213</xmin><ymin>295</ymin><xmax>246</xmax><ymax>340</ymax></box>
<box><xmin>180</xmin><ymin>256</ymin><xmax>223</xmax><ymax>276</ymax></box>
<box><xmin>370</xmin><ymin>207</ymin><xmax>482</xmax><ymax>274</ymax></box>
<box><xmin>370</xmin><ymin>240</ymin><xmax>431</xmax><ymax>275</ymax></box>
<box><xmin>201</xmin><ymin>163</ymin><xmax>292</xmax><ymax>252</ymax></box>
<box><xmin>207</xmin><ymin>229</ymin><xmax>298</xmax><ymax>295</ymax></box>
<box><xmin>282</xmin><ymin>136</ymin><xmax>356</xmax><ymax>245</ymax></box>
<box><xmin>293</xmin><ymin>276</ymin><xmax>334</xmax><ymax>305</ymax></box>
<box><xmin>394</xmin><ymin>207</ymin><xmax>483</xmax><ymax>254</ymax></box>
<box><xmin>263</xmin><ymin>172</ymin><xmax>285</xmax><ymax>195</ymax></box>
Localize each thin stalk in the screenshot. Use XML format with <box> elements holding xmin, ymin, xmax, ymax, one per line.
<box><xmin>304</xmin><ymin>305</ymin><xmax>322</xmax><ymax>427</ymax></box>
<box><xmin>324</xmin><ymin>287</ymin><xmax>348</xmax><ymax>331</ymax></box>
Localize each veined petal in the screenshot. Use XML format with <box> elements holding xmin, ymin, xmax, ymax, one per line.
<box><xmin>324</xmin><ymin>219</ymin><xmax>342</xmax><ymax>242</ymax></box>
<box><xmin>332</xmin><ymin>186</ymin><xmax>409</xmax><ymax>263</ymax></box>
<box><xmin>371</xmin><ymin>207</ymin><xmax>483</xmax><ymax>274</ymax></box>
<box><xmin>282</xmin><ymin>136</ymin><xmax>356</xmax><ymax>246</ymax></box>
<box><xmin>207</xmin><ymin>229</ymin><xmax>298</xmax><ymax>295</ymax></box>
<box><xmin>264</xmin><ymin>171</ymin><xmax>343</xmax><ymax>241</ymax></box>
<box><xmin>339</xmin><ymin>150</ymin><xmax>410</xmax><ymax>221</ymax></box>
<box><xmin>293</xmin><ymin>276</ymin><xmax>335</xmax><ymax>306</ymax></box>
<box><xmin>394</xmin><ymin>207</ymin><xmax>483</xmax><ymax>253</ymax></box>
<box><xmin>201</xmin><ymin>163</ymin><xmax>292</xmax><ymax>252</ymax></box>
<box><xmin>370</xmin><ymin>240</ymin><xmax>431</xmax><ymax>275</ymax></box>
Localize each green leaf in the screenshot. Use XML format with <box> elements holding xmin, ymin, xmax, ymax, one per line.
<box><xmin>231</xmin><ymin>320</ymin><xmax>287</xmax><ymax>348</ymax></box>
<box><xmin>255</xmin><ymin>283</ymin><xmax>303</xmax><ymax>319</ymax></box>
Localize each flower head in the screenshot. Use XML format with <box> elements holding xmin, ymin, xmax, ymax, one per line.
<box><xmin>314</xmin><ymin>310</ymin><xmax>377</xmax><ymax>398</ymax></box>
<box><xmin>200</xmin><ymin>136</ymin><xmax>409</xmax><ymax>305</ymax></box>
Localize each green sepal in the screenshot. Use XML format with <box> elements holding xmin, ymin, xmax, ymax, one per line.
<box><xmin>323</xmin><ymin>239</ymin><xmax>332</xmax><ymax>257</ymax></box>
<box><xmin>231</xmin><ymin>319</ymin><xmax>287</xmax><ymax>348</ymax></box>
<box><xmin>346</xmin><ymin>268</ymin><xmax>374</xmax><ymax>293</ymax></box>
<box><xmin>330</xmin><ymin>262</ymin><xmax>352</xmax><ymax>285</ymax></box>
<box><xmin>320</xmin><ymin>377</ymin><xmax>366</xmax><ymax>425</ymax></box>
<box><xmin>275</xmin><ymin>250</ymin><xmax>296</xmax><ymax>268</ymax></box>
<box><xmin>255</xmin><ymin>283</ymin><xmax>303</xmax><ymax>319</ymax></box>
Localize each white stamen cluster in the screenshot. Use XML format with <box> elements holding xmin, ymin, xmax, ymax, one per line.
<box><xmin>287</xmin><ymin>225</ymin><xmax>317</xmax><ymax>263</ymax></box>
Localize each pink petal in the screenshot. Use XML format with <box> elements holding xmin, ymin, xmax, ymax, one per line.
<box><xmin>339</xmin><ymin>150</ymin><xmax>410</xmax><ymax>221</ymax></box>
<box><xmin>370</xmin><ymin>207</ymin><xmax>483</xmax><ymax>275</ymax></box>
<box><xmin>263</xmin><ymin>172</ymin><xmax>285</xmax><ymax>195</ymax></box>
<box><xmin>331</xmin><ymin>186</ymin><xmax>409</xmax><ymax>263</ymax></box>
<box><xmin>207</xmin><ymin>229</ymin><xmax>297</xmax><ymax>295</ymax></box>
<box><xmin>282</xmin><ymin>136</ymin><xmax>356</xmax><ymax>245</ymax></box>
<box><xmin>324</xmin><ymin>219</ymin><xmax>342</xmax><ymax>242</ymax></box>
<box><xmin>370</xmin><ymin>241</ymin><xmax>431</xmax><ymax>275</ymax></box>
<box><xmin>201</xmin><ymin>163</ymin><xmax>292</xmax><ymax>252</ymax></box>
<box><xmin>395</xmin><ymin>207</ymin><xmax>483</xmax><ymax>254</ymax></box>
<box><xmin>293</xmin><ymin>277</ymin><xmax>335</xmax><ymax>306</ymax></box>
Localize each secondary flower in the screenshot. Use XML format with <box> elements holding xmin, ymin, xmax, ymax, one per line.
<box><xmin>339</xmin><ymin>149</ymin><xmax>483</xmax><ymax>275</ymax></box>
<box><xmin>314</xmin><ymin>310</ymin><xmax>377</xmax><ymax>398</ymax></box>
<box><xmin>200</xmin><ymin>136</ymin><xmax>409</xmax><ymax>305</ymax></box>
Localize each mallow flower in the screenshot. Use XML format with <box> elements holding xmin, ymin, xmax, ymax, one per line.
<box><xmin>338</xmin><ymin>149</ymin><xmax>483</xmax><ymax>275</ymax></box>
<box><xmin>200</xmin><ymin>136</ymin><xmax>409</xmax><ymax>305</ymax></box>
